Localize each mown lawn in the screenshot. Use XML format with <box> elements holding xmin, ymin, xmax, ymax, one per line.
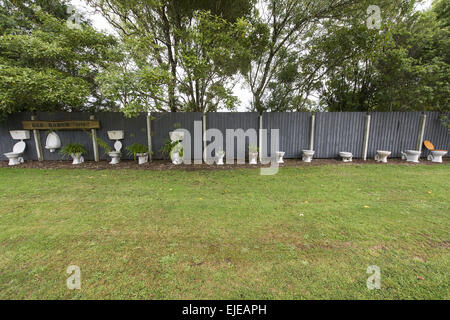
<box><xmin>0</xmin><ymin>164</ymin><xmax>448</xmax><ymax>299</ymax></box>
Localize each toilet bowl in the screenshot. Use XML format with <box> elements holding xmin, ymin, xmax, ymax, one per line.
<box><xmin>4</xmin><ymin>130</ymin><xmax>30</xmax><ymax>166</ymax></box>
<box><xmin>108</xmin><ymin>141</ymin><xmax>122</xmax><ymax>165</ymax></box>
<box><xmin>428</xmin><ymin>150</ymin><xmax>448</xmax><ymax>163</ymax></box>
<box><xmin>169</xmin><ymin>131</ymin><xmax>184</xmax><ymax>165</ymax></box>
<box><xmin>71</xmin><ymin>153</ymin><xmax>84</xmax><ymax>165</ymax></box>
<box><xmin>4</xmin><ymin>141</ymin><xmax>26</xmax><ymax>166</ymax></box>
<box><xmin>339</xmin><ymin>152</ymin><xmax>353</xmax><ymax>162</ymax></box>
<box><xmin>45</xmin><ymin>132</ymin><xmax>61</xmax><ymax>152</ymax></box>
<box><xmin>302</xmin><ymin>150</ymin><xmax>315</xmax><ymax>163</ymax></box>
<box><xmin>107</xmin><ymin>131</ymin><xmax>123</xmax><ymax>165</ymax></box>
<box><xmin>216</xmin><ymin>151</ymin><xmax>225</xmax><ymax>165</ymax></box>
<box><xmin>401</xmin><ymin>150</ymin><xmax>421</xmax><ymax>163</ymax></box>
<box><xmin>375</xmin><ymin>150</ymin><xmax>391</xmax><ymax>163</ymax></box>
<box><xmin>423</xmin><ymin>140</ymin><xmax>447</xmax><ymax>163</ymax></box>
<box><xmin>276</xmin><ymin>151</ymin><xmax>285</xmax><ymax>164</ymax></box>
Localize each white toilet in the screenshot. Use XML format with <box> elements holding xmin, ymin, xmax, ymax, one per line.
<box><xmin>4</xmin><ymin>130</ymin><xmax>30</xmax><ymax>166</ymax></box>
<box><xmin>375</xmin><ymin>150</ymin><xmax>391</xmax><ymax>163</ymax></box>
<box><xmin>107</xmin><ymin>131</ymin><xmax>124</xmax><ymax>165</ymax></box>
<box><xmin>339</xmin><ymin>151</ymin><xmax>353</xmax><ymax>162</ymax></box>
<box><xmin>302</xmin><ymin>150</ymin><xmax>315</xmax><ymax>162</ymax></box>
<box><xmin>45</xmin><ymin>132</ymin><xmax>61</xmax><ymax>152</ymax></box>
<box><xmin>169</xmin><ymin>131</ymin><xmax>184</xmax><ymax>165</ymax></box>
<box><xmin>401</xmin><ymin>150</ymin><xmax>421</xmax><ymax>163</ymax></box>
<box><xmin>276</xmin><ymin>151</ymin><xmax>285</xmax><ymax>164</ymax></box>
<box><xmin>216</xmin><ymin>150</ymin><xmax>225</xmax><ymax>165</ymax></box>
<box><xmin>424</xmin><ymin>140</ymin><xmax>447</xmax><ymax>163</ymax></box>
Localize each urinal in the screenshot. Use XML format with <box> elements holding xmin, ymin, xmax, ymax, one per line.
<box><xmin>45</xmin><ymin>132</ymin><xmax>61</xmax><ymax>152</ymax></box>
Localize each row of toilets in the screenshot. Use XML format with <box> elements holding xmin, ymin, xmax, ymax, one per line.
<box><xmin>3</xmin><ymin>130</ymin><xmax>125</xmax><ymax>165</ymax></box>
<box><xmin>2</xmin><ymin>130</ymin><xmax>447</xmax><ymax>165</ymax></box>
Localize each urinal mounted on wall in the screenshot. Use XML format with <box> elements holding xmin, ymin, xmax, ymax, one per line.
<box><xmin>45</xmin><ymin>131</ymin><xmax>61</xmax><ymax>152</ymax></box>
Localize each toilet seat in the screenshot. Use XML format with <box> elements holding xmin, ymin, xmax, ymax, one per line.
<box><xmin>424</xmin><ymin>140</ymin><xmax>434</xmax><ymax>150</ymax></box>
<box><xmin>114</xmin><ymin>141</ymin><xmax>122</xmax><ymax>152</ymax></box>
<box><xmin>13</xmin><ymin>141</ymin><xmax>26</xmax><ymax>154</ymax></box>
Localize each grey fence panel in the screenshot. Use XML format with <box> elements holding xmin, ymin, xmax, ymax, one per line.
<box><xmin>95</xmin><ymin>112</ymin><xmax>148</xmax><ymax>160</ymax></box>
<box><xmin>423</xmin><ymin>112</ymin><xmax>449</xmax><ymax>158</ymax></box>
<box><xmin>367</xmin><ymin>112</ymin><xmax>421</xmax><ymax>158</ymax></box>
<box><xmin>1</xmin><ymin>111</ymin><xmax>448</xmax><ymax>162</ymax></box>
<box><xmin>206</xmin><ymin>112</ymin><xmax>259</xmax><ymax>159</ymax></box>
<box><xmin>263</xmin><ymin>112</ymin><xmax>311</xmax><ymax>158</ymax></box>
<box><xmin>0</xmin><ymin>112</ymin><xmax>38</xmax><ymax>161</ymax></box>
<box><xmin>151</xmin><ymin>112</ymin><xmax>203</xmax><ymax>160</ymax></box>
<box><xmin>314</xmin><ymin>112</ymin><xmax>366</xmax><ymax>158</ymax></box>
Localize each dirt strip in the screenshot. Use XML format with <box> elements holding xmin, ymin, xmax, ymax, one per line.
<box><xmin>0</xmin><ymin>158</ymin><xmax>448</xmax><ymax>171</ymax></box>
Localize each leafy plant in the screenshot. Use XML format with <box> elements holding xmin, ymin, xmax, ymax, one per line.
<box><xmin>249</xmin><ymin>145</ymin><xmax>259</xmax><ymax>153</ymax></box>
<box><xmin>84</xmin><ymin>130</ymin><xmax>111</xmax><ymax>154</ymax></box>
<box><xmin>126</xmin><ymin>143</ymin><xmax>148</xmax><ymax>159</ymax></box>
<box><xmin>60</xmin><ymin>143</ymin><xmax>87</xmax><ymax>159</ymax></box>
<box><xmin>160</xmin><ymin>138</ymin><xmax>184</xmax><ymax>159</ymax></box>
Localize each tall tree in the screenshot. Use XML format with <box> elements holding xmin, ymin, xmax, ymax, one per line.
<box><xmin>244</xmin><ymin>0</ymin><xmax>359</xmax><ymax>112</ymax></box>
<box><xmin>88</xmin><ymin>0</ymin><xmax>255</xmax><ymax>112</ymax></box>
<box><xmin>305</xmin><ymin>0</ymin><xmax>449</xmax><ymax>112</ymax></box>
<box><xmin>0</xmin><ymin>0</ymin><xmax>121</xmax><ymax>117</ymax></box>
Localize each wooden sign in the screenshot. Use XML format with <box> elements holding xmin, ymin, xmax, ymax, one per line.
<box><xmin>22</xmin><ymin>120</ymin><xmax>100</xmax><ymax>130</ymax></box>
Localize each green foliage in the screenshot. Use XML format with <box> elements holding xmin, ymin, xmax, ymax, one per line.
<box><xmin>0</xmin><ymin>1</ymin><xmax>120</xmax><ymax>117</ymax></box>
<box><xmin>126</xmin><ymin>143</ymin><xmax>149</xmax><ymax>159</ymax></box>
<box><xmin>160</xmin><ymin>138</ymin><xmax>183</xmax><ymax>159</ymax></box>
<box><xmin>300</xmin><ymin>0</ymin><xmax>449</xmax><ymax>112</ymax></box>
<box><xmin>89</xmin><ymin>0</ymin><xmax>254</xmax><ymax>112</ymax></box>
<box><xmin>60</xmin><ymin>143</ymin><xmax>87</xmax><ymax>158</ymax></box>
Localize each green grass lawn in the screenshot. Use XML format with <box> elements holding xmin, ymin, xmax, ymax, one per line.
<box><xmin>0</xmin><ymin>164</ymin><xmax>448</xmax><ymax>299</ymax></box>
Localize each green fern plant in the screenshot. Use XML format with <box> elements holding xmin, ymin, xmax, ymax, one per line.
<box><xmin>60</xmin><ymin>143</ymin><xmax>87</xmax><ymax>159</ymax></box>
<box><xmin>126</xmin><ymin>143</ymin><xmax>148</xmax><ymax>159</ymax></box>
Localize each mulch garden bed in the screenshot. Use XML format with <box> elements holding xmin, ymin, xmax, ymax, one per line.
<box><xmin>0</xmin><ymin>158</ymin><xmax>447</xmax><ymax>171</ymax></box>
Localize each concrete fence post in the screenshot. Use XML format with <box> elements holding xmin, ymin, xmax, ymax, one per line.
<box><xmin>362</xmin><ymin>113</ymin><xmax>371</xmax><ymax>161</ymax></box>
<box><xmin>31</xmin><ymin>115</ymin><xmax>43</xmax><ymax>161</ymax></box>
<box><xmin>147</xmin><ymin>113</ymin><xmax>152</xmax><ymax>161</ymax></box>
<box><xmin>309</xmin><ymin>113</ymin><xmax>315</xmax><ymax>151</ymax></box>
<box><xmin>259</xmin><ymin>113</ymin><xmax>263</xmax><ymax>161</ymax></box>
<box><xmin>90</xmin><ymin>115</ymin><xmax>99</xmax><ymax>162</ymax></box>
<box><xmin>202</xmin><ymin>113</ymin><xmax>207</xmax><ymax>163</ymax></box>
<box><xmin>417</xmin><ymin>113</ymin><xmax>427</xmax><ymax>152</ymax></box>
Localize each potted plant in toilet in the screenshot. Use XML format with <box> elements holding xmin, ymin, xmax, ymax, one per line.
<box><xmin>126</xmin><ymin>143</ymin><xmax>149</xmax><ymax>164</ymax></box>
<box><xmin>170</xmin><ymin>142</ymin><xmax>183</xmax><ymax>165</ymax></box>
<box><xmin>161</xmin><ymin>138</ymin><xmax>184</xmax><ymax>165</ymax></box>
<box><xmin>60</xmin><ymin>143</ymin><xmax>86</xmax><ymax>165</ymax></box>
<box><xmin>248</xmin><ymin>145</ymin><xmax>259</xmax><ymax>165</ymax></box>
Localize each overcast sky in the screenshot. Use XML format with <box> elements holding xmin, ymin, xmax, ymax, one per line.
<box><xmin>70</xmin><ymin>0</ymin><xmax>434</xmax><ymax>111</ymax></box>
